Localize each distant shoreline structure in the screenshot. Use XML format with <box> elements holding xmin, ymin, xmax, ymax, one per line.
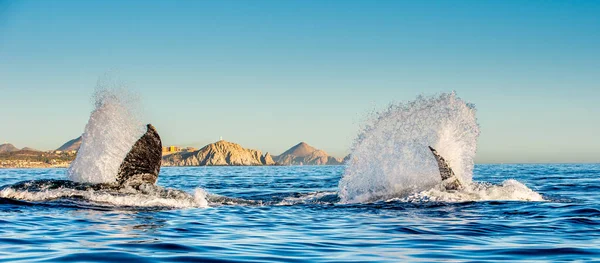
<box><xmin>0</xmin><ymin>139</ymin><xmax>348</xmax><ymax>169</ymax></box>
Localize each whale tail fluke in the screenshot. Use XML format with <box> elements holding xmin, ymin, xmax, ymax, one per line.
<box><xmin>116</xmin><ymin>124</ymin><xmax>162</xmax><ymax>187</ymax></box>
<box><xmin>428</xmin><ymin>146</ymin><xmax>462</xmax><ymax>191</ymax></box>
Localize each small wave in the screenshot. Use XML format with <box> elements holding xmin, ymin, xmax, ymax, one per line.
<box><xmin>277</xmin><ymin>191</ymin><xmax>340</xmax><ymax>206</ymax></box>
<box><xmin>204</xmin><ymin>194</ymin><xmax>263</xmax><ymax>206</ymax></box>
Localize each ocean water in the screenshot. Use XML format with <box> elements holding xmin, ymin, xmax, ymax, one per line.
<box><xmin>0</xmin><ymin>164</ymin><xmax>599</xmax><ymax>262</ymax></box>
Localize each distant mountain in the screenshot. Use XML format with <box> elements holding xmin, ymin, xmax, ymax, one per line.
<box><xmin>162</xmin><ymin>140</ymin><xmax>276</xmax><ymax>166</ymax></box>
<box><xmin>21</xmin><ymin>147</ymin><xmax>40</xmax><ymax>152</ymax></box>
<box><xmin>274</xmin><ymin>142</ymin><xmax>343</xmax><ymax>165</ymax></box>
<box><xmin>57</xmin><ymin>136</ymin><xmax>82</xmax><ymax>151</ymax></box>
<box><xmin>0</xmin><ymin>143</ymin><xmax>19</xmax><ymax>153</ymax></box>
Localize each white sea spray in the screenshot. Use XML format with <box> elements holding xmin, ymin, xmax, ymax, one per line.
<box><xmin>339</xmin><ymin>92</ymin><xmax>544</xmax><ymax>203</ymax></box>
<box><xmin>339</xmin><ymin>92</ymin><xmax>480</xmax><ymax>203</ymax></box>
<box><xmin>67</xmin><ymin>78</ymin><xmax>145</xmax><ymax>184</ymax></box>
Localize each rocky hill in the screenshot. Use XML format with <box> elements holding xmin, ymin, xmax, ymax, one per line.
<box><xmin>57</xmin><ymin>136</ymin><xmax>82</xmax><ymax>151</ymax></box>
<box><xmin>274</xmin><ymin>142</ymin><xmax>343</xmax><ymax>165</ymax></box>
<box><xmin>0</xmin><ymin>143</ymin><xmax>20</xmax><ymax>153</ymax></box>
<box><xmin>162</xmin><ymin>140</ymin><xmax>276</xmax><ymax>166</ymax></box>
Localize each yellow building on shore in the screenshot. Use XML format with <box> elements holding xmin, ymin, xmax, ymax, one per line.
<box><xmin>162</xmin><ymin>146</ymin><xmax>181</xmax><ymax>154</ymax></box>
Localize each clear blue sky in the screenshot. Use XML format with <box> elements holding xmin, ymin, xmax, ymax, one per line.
<box><xmin>1</xmin><ymin>0</ymin><xmax>599</xmax><ymax>163</ymax></box>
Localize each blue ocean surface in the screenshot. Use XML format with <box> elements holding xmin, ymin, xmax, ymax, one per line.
<box><xmin>0</xmin><ymin>164</ymin><xmax>599</xmax><ymax>262</ymax></box>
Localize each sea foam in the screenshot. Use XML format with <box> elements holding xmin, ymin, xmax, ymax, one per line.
<box><xmin>0</xmin><ymin>186</ymin><xmax>209</xmax><ymax>208</ymax></box>
<box><xmin>398</xmin><ymin>179</ymin><xmax>544</xmax><ymax>202</ymax></box>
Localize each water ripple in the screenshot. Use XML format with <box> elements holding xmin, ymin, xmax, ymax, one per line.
<box><xmin>0</xmin><ymin>164</ymin><xmax>599</xmax><ymax>261</ymax></box>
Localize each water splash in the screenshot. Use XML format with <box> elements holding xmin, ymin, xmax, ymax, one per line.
<box><xmin>67</xmin><ymin>79</ymin><xmax>145</xmax><ymax>184</ymax></box>
<box><xmin>194</xmin><ymin>188</ymin><xmax>209</xmax><ymax>207</ymax></box>
<box><xmin>339</xmin><ymin>92</ymin><xmax>480</xmax><ymax>203</ymax></box>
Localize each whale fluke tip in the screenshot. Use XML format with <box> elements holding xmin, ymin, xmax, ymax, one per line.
<box><xmin>428</xmin><ymin>146</ymin><xmax>462</xmax><ymax>191</ymax></box>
